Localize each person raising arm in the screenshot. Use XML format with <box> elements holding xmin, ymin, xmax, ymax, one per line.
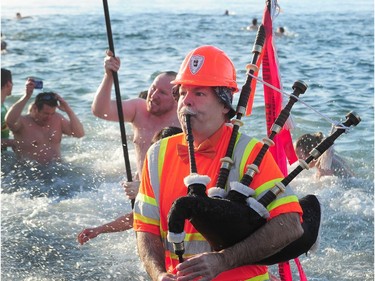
<box><xmin>91</xmin><ymin>50</ymin><xmax>180</xmax><ymax>227</ymax></box>
<box><xmin>92</xmin><ymin>50</ymin><xmax>180</xmax><ymax>181</ymax></box>
<box><xmin>79</xmin><ymin>51</ymin><xmax>179</xmax><ymax>246</ymax></box>
<box><xmin>5</xmin><ymin>79</ymin><xmax>84</xmax><ymax>164</ymax></box>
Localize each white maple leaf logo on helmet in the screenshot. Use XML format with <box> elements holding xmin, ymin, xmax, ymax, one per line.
<box><xmin>189</xmin><ymin>55</ymin><xmax>205</xmax><ymax>75</ymax></box>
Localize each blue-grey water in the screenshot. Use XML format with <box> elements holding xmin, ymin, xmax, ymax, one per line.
<box><xmin>1</xmin><ymin>0</ymin><xmax>374</xmax><ymax>280</ymax></box>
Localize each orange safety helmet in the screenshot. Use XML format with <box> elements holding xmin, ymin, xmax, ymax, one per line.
<box><xmin>171</xmin><ymin>45</ymin><xmax>239</xmax><ymax>92</ymax></box>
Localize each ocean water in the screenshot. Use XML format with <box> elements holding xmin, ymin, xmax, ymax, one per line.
<box><xmin>1</xmin><ymin>0</ymin><xmax>374</xmax><ymax>280</ymax></box>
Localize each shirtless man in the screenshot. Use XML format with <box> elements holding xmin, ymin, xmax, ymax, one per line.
<box><xmin>5</xmin><ymin>79</ymin><xmax>84</xmax><ymax>164</ymax></box>
<box><xmin>77</xmin><ymin>51</ymin><xmax>180</xmax><ymax>245</ymax></box>
<box><xmin>92</xmin><ymin>50</ymin><xmax>180</xmax><ymax>180</ymax></box>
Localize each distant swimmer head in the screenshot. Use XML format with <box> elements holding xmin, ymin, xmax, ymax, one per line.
<box><xmin>277</xmin><ymin>26</ymin><xmax>285</xmax><ymax>34</ymax></box>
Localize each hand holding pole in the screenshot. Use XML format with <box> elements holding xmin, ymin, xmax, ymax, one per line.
<box><xmin>102</xmin><ymin>0</ymin><xmax>134</xmax><ymax>207</ymax></box>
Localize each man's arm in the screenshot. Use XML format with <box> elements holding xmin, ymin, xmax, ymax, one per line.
<box><xmin>221</xmin><ymin>212</ymin><xmax>303</xmax><ymax>266</ymax></box>
<box><xmin>137</xmin><ymin>231</ymin><xmax>176</xmax><ymax>281</ymax></box>
<box><xmin>91</xmin><ymin>50</ymin><xmax>139</xmax><ymax>122</ymax></box>
<box><xmin>57</xmin><ymin>94</ymin><xmax>84</xmax><ymax>138</ymax></box>
<box><xmin>175</xmin><ymin>213</ymin><xmax>303</xmax><ymax>281</ymax></box>
<box><xmin>91</xmin><ymin>70</ymin><xmax>120</xmax><ymax>121</ymax></box>
<box><xmin>77</xmin><ymin>213</ymin><xmax>133</xmax><ymax>245</ymax></box>
<box><xmin>5</xmin><ymin>79</ymin><xmax>34</xmax><ymax>132</ymax></box>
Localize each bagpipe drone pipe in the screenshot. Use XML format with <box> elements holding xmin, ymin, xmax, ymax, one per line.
<box><xmin>166</xmin><ymin>24</ymin><xmax>361</xmax><ymax>265</ymax></box>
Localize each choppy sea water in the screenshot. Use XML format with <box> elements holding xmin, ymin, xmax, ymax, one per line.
<box><xmin>1</xmin><ymin>0</ymin><xmax>374</xmax><ymax>280</ymax></box>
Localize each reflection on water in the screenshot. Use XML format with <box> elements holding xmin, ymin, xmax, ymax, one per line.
<box><xmin>1</xmin><ymin>152</ymin><xmax>102</xmax><ymax>199</ymax></box>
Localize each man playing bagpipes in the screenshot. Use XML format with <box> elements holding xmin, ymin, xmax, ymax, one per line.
<box><xmin>133</xmin><ymin>45</ymin><xmax>304</xmax><ymax>281</ymax></box>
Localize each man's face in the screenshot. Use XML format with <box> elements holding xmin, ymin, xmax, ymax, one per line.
<box><xmin>177</xmin><ymin>85</ymin><xmax>229</xmax><ymax>134</ymax></box>
<box><xmin>146</xmin><ymin>74</ymin><xmax>176</xmax><ymax>116</ymax></box>
<box><xmin>3</xmin><ymin>80</ymin><xmax>13</xmax><ymax>96</ymax></box>
<box><xmin>33</xmin><ymin>104</ymin><xmax>57</xmax><ymax>126</ymax></box>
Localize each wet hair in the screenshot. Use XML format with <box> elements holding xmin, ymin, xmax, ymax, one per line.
<box><xmin>162</xmin><ymin>71</ymin><xmax>178</xmax><ymax>78</ymax></box>
<box><xmin>151</xmin><ymin>71</ymin><xmax>177</xmax><ymax>97</ymax></box>
<box><xmin>295</xmin><ymin>132</ymin><xmax>324</xmax><ymax>157</ymax></box>
<box><xmin>1</xmin><ymin>68</ymin><xmax>12</xmax><ymax>88</ymax></box>
<box><xmin>214</xmin><ymin>86</ymin><xmax>236</xmax><ymax>119</ymax></box>
<box><xmin>153</xmin><ymin>71</ymin><xmax>177</xmax><ymax>82</ymax></box>
<box><xmin>138</xmin><ymin>90</ymin><xmax>148</xmax><ymax>99</ymax></box>
<box><xmin>172</xmin><ymin>85</ymin><xmax>180</xmax><ymax>101</ymax></box>
<box><xmin>252</xmin><ymin>18</ymin><xmax>258</xmax><ymax>25</ymax></box>
<box><xmin>151</xmin><ymin>126</ymin><xmax>182</xmax><ymax>144</ymax></box>
<box><xmin>34</xmin><ymin>92</ymin><xmax>58</xmax><ymax>111</ymax></box>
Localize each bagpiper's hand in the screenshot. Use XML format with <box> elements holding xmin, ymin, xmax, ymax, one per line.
<box><xmin>175</xmin><ymin>252</ymin><xmax>226</xmax><ymax>281</ymax></box>
<box><xmin>77</xmin><ymin>228</ymin><xmax>100</xmax><ymax>245</ymax></box>
<box><xmin>104</xmin><ymin>50</ymin><xmax>121</xmax><ymax>75</ymax></box>
<box><xmin>121</xmin><ymin>180</ymin><xmax>140</xmax><ymax>200</ymax></box>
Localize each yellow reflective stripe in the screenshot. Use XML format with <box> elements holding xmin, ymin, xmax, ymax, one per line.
<box><xmin>158</xmin><ymin>139</ymin><xmax>168</xmax><ymax>180</ymax></box>
<box><xmin>137</xmin><ymin>192</ymin><xmax>157</xmax><ymax>207</ymax></box>
<box><xmin>133</xmin><ymin>212</ymin><xmax>159</xmax><ymax>227</ymax></box>
<box><xmin>254</xmin><ymin>178</ymin><xmax>283</xmax><ymax>197</ymax></box>
<box><xmin>168</xmin><ymin>251</ymin><xmax>198</xmax><ymax>261</ymax></box>
<box><xmin>185</xmin><ymin>232</ymin><xmax>206</xmax><ymax>241</ymax></box>
<box><xmin>268</xmin><ymin>194</ymin><xmax>300</xmax><ymax>211</ymax></box>
<box><xmin>169</xmin><ymin>252</ymin><xmax>190</xmax><ymax>261</ymax></box>
<box><xmin>245</xmin><ymin>272</ymin><xmax>269</xmax><ymax>281</ymax></box>
<box><xmin>239</xmin><ymin>138</ymin><xmax>258</xmax><ymax>177</ymax></box>
<box><xmin>160</xmin><ymin>231</ymin><xmax>207</xmax><ymax>244</ymax></box>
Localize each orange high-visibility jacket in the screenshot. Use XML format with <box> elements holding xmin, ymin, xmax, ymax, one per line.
<box><xmin>134</xmin><ymin>124</ymin><xmax>302</xmax><ymax>281</ymax></box>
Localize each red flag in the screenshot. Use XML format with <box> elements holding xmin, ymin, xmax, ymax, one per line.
<box><xmin>261</xmin><ymin>1</ymin><xmax>306</xmax><ymax>281</ymax></box>
<box><xmin>245</xmin><ymin>50</ymin><xmax>264</xmax><ymax>116</ymax></box>
<box><xmin>261</xmin><ymin>0</ymin><xmax>298</xmax><ymax>176</ymax></box>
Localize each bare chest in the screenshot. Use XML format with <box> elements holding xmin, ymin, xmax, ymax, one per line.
<box><xmin>16</xmin><ymin>119</ymin><xmax>62</xmax><ymax>147</ymax></box>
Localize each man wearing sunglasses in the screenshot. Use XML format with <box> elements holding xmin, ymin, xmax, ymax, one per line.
<box><xmin>5</xmin><ymin>78</ymin><xmax>84</xmax><ymax>164</ymax></box>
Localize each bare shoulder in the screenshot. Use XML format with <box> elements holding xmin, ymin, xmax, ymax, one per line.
<box><xmin>10</xmin><ymin>114</ymin><xmax>29</xmax><ymax>132</ymax></box>
<box><xmin>126</xmin><ymin>98</ymin><xmax>148</xmax><ymax>122</ymax></box>
<box><xmin>52</xmin><ymin>112</ymin><xmax>70</xmax><ymax>127</ymax></box>
<box><xmin>124</xmin><ymin>97</ymin><xmax>147</xmax><ymax>108</ymax></box>
<box><xmin>18</xmin><ymin>114</ymin><xmax>33</xmax><ymax>126</ymax></box>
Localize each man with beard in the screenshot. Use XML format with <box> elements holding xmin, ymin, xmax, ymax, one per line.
<box><xmin>82</xmin><ymin>52</ymin><xmax>179</xmax><ymax>244</ymax></box>
<box><xmin>5</xmin><ymin>81</ymin><xmax>85</xmax><ymax>164</ymax></box>
<box><xmin>92</xmin><ymin>50</ymin><xmax>180</xmax><ymax>191</ymax></box>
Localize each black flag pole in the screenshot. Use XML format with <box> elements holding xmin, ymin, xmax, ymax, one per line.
<box><xmin>102</xmin><ymin>0</ymin><xmax>134</xmax><ymax>207</ymax></box>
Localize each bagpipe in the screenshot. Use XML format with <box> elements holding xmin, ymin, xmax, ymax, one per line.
<box><xmin>166</xmin><ymin>24</ymin><xmax>361</xmax><ymax>265</ymax></box>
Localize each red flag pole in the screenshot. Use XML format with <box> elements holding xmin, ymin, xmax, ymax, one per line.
<box><xmin>261</xmin><ymin>0</ymin><xmax>298</xmax><ymax>176</ymax></box>
<box><xmin>261</xmin><ymin>1</ymin><xmax>307</xmax><ymax>280</ymax></box>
